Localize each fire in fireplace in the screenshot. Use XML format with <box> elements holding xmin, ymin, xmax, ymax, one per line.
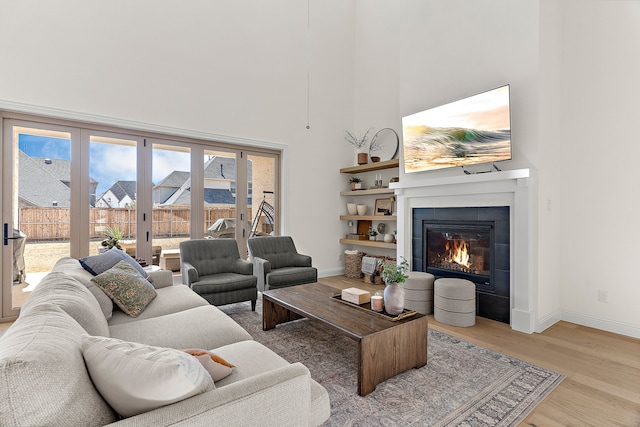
<box><xmin>426</xmin><ymin>223</ymin><xmax>491</xmax><ymax>283</ymax></box>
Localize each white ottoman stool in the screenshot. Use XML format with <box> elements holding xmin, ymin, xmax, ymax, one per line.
<box><xmin>403</xmin><ymin>271</ymin><xmax>435</xmax><ymax>314</ymax></box>
<box><xmin>434</xmin><ymin>278</ymin><xmax>476</xmax><ymax>327</ymax></box>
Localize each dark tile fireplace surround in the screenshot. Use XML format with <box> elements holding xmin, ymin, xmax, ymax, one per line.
<box><xmin>412</xmin><ymin>206</ymin><xmax>510</xmax><ymax>324</ymax></box>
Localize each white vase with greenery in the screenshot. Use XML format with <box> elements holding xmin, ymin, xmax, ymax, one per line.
<box><xmin>381</xmin><ymin>257</ymin><xmax>409</xmax><ymax>315</ymax></box>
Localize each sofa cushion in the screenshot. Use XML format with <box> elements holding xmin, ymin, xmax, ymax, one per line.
<box><xmin>109</xmin><ymin>305</ymin><xmax>253</xmax><ymax>350</ymax></box>
<box><xmin>80</xmin><ymin>247</ymin><xmax>148</xmax><ymax>278</ymax></box>
<box><xmin>213</xmin><ymin>340</ymin><xmax>331</xmax><ymax>427</ymax></box>
<box><xmin>19</xmin><ymin>271</ymin><xmax>110</xmax><ymax>337</ymax></box>
<box><xmin>92</xmin><ymin>261</ymin><xmax>157</xmax><ymax>317</ymax></box>
<box><xmin>107</xmin><ymin>284</ymin><xmax>209</xmax><ymax>326</ymax></box>
<box><xmin>183</xmin><ymin>349</ymin><xmax>235</xmax><ymax>382</ymax></box>
<box><xmin>81</xmin><ymin>335</ymin><xmax>214</xmax><ymax>418</ymax></box>
<box><xmin>266</xmin><ymin>266</ymin><xmax>318</xmax><ymax>289</ymax></box>
<box><xmin>0</xmin><ymin>304</ymin><xmax>118</xmax><ymax>426</ymax></box>
<box><xmin>53</xmin><ymin>256</ymin><xmax>114</xmax><ymax>320</ymax></box>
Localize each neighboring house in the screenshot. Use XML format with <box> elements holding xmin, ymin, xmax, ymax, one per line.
<box><xmin>153</xmin><ymin>171</ymin><xmax>190</xmax><ymax>205</ymax></box>
<box><xmin>95</xmin><ymin>181</ymin><xmax>137</xmax><ymax>208</ymax></box>
<box><xmin>154</xmin><ymin>156</ymin><xmax>252</xmax><ymax>207</ymax></box>
<box><xmin>18</xmin><ymin>151</ymin><xmax>99</xmax><ymax>207</ymax></box>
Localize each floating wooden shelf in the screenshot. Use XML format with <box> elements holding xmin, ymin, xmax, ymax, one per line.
<box><xmin>340</xmin><ymin>159</ymin><xmax>399</xmax><ymax>174</ymax></box>
<box><xmin>340</xmin><ymin>215</ymin><xmax>397</xmax><ymax>221</ymax></box>
<box><xmin>340</xmin><ymin>188</ymin><xmax>395</xmax><ymax>196</ymax></box>
<box><xmin>339</xmin><ymin>238</ymin><xmax>397</xmax><ymax>249</ymax></box>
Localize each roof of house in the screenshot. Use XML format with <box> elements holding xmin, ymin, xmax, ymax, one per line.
<box><xmin>156</xmin><ymin>156</ymin><xmax>253</xmax><ymax>206</ymax></box>
<box><xmin>162</xmin><ymin>188</ymin><xmax>248</xmax><ymax>206</ymax></box>
<box><xmin>18</xmin><ymin>151</ymin><xmax>72</xmax><ymax>207</ymax></box>
<box><xmin>102</xmin><ymin>180</ymin><xmax>137</xmax><ymax>202</ymax></box>
<box><xmin>27</xmin><ymin>157</ymin><xmax>97</xmax><ymax>185</ymax></box>
<box><xmin>154</xmin><ymin>171</ymin><xmax>190</xmax><ymax>188</ymax></box>
<box><xmin>203</xmin><ymin>156</ymin><xmax>252</xmax><ymax>179</ymax></box>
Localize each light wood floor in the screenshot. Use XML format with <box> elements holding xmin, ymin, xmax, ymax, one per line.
<box><xmin>1</xmin><ymin>276</ymin><xmax>638</xmax><ymax>426</ymax></box>
<box><xmin>319</xmin><ymin>275</ymin><xmax>640</xmax><ymax>427</ymax></box>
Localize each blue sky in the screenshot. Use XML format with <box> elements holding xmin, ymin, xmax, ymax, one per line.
<box><xmin>19</xmin><ymin>134</ymin><xmax>189</xmax><ymax>195</ymax></box>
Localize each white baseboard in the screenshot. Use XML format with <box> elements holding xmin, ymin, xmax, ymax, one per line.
<box><xmin>535</xmin><ymin>309</ymin><xmax>562</xmax><ymax>333</ymax></box>
<box><xmin>561</xmin><ymin>309</ymin><xmax>640</xmax><ymax>339</ymax></box>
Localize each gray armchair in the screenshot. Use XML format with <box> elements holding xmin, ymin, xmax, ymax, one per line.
<box><xmin>248</xmin><ymin>236</ymin><xmax>317</xmax><ymax>292</ymax></box>
<box><xmin>180</xmin><ymin>239</ymin><xmax>258</xmax><ymax>311</ymax></box>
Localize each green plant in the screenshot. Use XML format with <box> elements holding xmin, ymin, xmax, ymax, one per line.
<box><xmin>368</xmin><ymin>227</ymin><xmax>378</xmax><ymax>237</ymax></box>
<box><xmin>348</xmin><ymin>176</ymin><xmax>362</xmax><ymax>183</ymax></box>
<box><xmin>344</xmin><ymin>128</ymin><xmax>373</xmax><ymax>150</ymax></box>
<box><xmin>101</xmin><ymin>225</ymin><xmax>125</xmax><ymax>250</ymax></box>
<box><xmin>381</xmin><ymin>257</ymin><xmax>409</xmax><ymax>285</ymax></box>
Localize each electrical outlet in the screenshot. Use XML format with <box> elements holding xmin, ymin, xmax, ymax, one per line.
<box><xmin>597</xmin><ymin>289</ymin><xmax>608</xmax><ymax>303</ymax></box>
<box><xmin>337</xmin><ymin>253</ymin><xmax>344</xmax><ymax>261</ymax></box>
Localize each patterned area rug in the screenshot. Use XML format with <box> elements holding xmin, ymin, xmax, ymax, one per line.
<box><xmin>223</xmin><ymin>298</ymin><xmax>564</xmax><ymax>427</ymax></box>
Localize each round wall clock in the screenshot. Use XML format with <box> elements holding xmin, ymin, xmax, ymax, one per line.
<box><xmin>369</xmin><ymin>128</ymin><xmax>399</xmax><ymax>161</ymax></box>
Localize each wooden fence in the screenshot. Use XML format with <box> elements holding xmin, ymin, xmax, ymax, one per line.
<box><xmin>18</xmin><ymin>206</ymin><xmax>247</xmax><ymax>241</ymax></box>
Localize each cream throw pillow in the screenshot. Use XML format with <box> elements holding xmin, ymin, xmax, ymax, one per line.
<box><xmin>81</xmin><ymin>335</ymin><xmax>214</xmax><ymax>418</ymax></box>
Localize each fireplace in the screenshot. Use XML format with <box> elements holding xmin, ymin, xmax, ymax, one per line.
<box><xmin>425</xmin><ymin>221</ymin><xmax>492</xmax><ymax>285</ymax></box>
<box><xmin>412</xmin><ymin>207</ymin><xmax>510</xmax><ymax>324</ymax></box>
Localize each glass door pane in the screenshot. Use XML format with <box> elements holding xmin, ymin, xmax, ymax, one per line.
<box><xmin>3</xmin><ymin>124</ymin><xmax>71</xmax><ymax>313</ymax></box>
<box><xmin>89</xmin><ymin>135</ymin><xmax>138</xmax><ymax>258</ymax></box>
<box><xmin>247</xmin><ymin>154</ymin><xmax>277</xmax><ymax>238</ymax></box>
<box><xmin>152</xmin><ymin>143</ymin><xmax>191</xmax><ymax>270</ymax></box>
<box><xmin>203</xmin><ymin>150</ymin><xmax>240</xmax><ymax>240</ymax></box>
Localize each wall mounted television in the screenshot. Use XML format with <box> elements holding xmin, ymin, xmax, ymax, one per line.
<box><xmin>402</xmin><ymin>85</ymin><xmax>511</xmax><ymax>173</ymax></box>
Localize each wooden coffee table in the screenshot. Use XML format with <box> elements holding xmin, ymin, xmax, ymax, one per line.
<box><xmin>262</xmin><ymin>282</ymin><xmax>428</xmax><ymax>396</ymax></box>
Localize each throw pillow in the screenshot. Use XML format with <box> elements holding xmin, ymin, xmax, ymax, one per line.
<box><xmin>182</xmin><ymin>348</ymin><xmax>236</xmax><ymax>382</ymax></box>
<box><xmin>81</xmin><ymin>335</ymin><xmax>214</xmax><ymax>418</ymax></box>
<box><xmin>91</xmin><ymin>261</ymin><xmax>157</xmax><ymax>317</ymax></box>
<box><xmin>80</xmin><ymin>247</ymin><xmax>149</xmax><ymax>278</ymax></box>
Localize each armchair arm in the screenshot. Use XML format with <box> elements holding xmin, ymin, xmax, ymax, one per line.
<box><xmin>233</xmin><ymin>258</ymin><xmax>254</xmax><ymax>275</ymax></box>
<box><xmin>109</xmin><ymin>363</ymin><xmax>313</xmax><ymax>427</ymax></box>
<box><xmin>181</xmin><ymin>261</ymin><xmax>199</xmax><ymax>286</ymax></box>
<box><xmin>291</xmin><ymin>253</ymin><xmax>313</xmax><ymax>268</ymax></box>
<box><xmin>252</xmin><ymin>257</ymin><xmax>271</xmax><ymax>292</ymax></box>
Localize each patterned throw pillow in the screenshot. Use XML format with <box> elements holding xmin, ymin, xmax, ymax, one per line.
<box><xmin>91</xmin><ymin>261</ymin><xmax>157</xmax><ymax>317</ymax></box>
<box><xmin>81</xmin><ymin>335</ymin><xmax>214</xmax><ymax>418</ymax></box>
<box><xmin>80</xmin><ymin>248</ymin><xmax>149</xmax><ymax>278</ymax></box>
<box><xmin>182</xmin><ymin>348</ymin><xmax>236</xmax><ymax>381</ymax></box>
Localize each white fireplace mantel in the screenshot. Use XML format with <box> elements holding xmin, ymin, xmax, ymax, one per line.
<box><xmin>391</xmin><ymin>168</ymin><xmax>536</xmax><ymax>334</ymax></box>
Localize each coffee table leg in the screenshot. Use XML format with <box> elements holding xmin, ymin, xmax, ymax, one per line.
<box><xmin>358</xmin><ymin>316</ymin><xmax>428</xmax><ymax>396</ymax></box>
<box><xmin>262</xmin><ymin>297</ymin><xmax>305</xmax><ymax>330</ymax></box>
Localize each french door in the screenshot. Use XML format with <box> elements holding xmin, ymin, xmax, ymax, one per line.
<box><xmin>1</xmin><ymin>119</ymin><xmax>79</xmax><ymax>320</ymax></box>
<box><xmin>1</xmin><ymin>115</ymin><xmax>280</xmax><ymax>321</ymax></box>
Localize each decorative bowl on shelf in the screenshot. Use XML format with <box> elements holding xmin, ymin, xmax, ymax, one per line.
<box><xmin>356</xmin><ymin>204</ymin><xmax>368</xmax><ymax>215</ymax></box>
<box><xmin>347</xmin><ymin>203</ymin><xmax>358</xmax><ymax>215</ymax></box>
<box><xmin>371</xmin><ymin>156</ymin><xmax>380</xmax><ymax>162</ymax></box>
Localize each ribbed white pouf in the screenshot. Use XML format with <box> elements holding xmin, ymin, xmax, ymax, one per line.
<box><xmin>434</xmin><ymin>278</ymin><xmax>476</xmax><ymax>327</ymax></box>
<box><xmin>403</xmin><ymin>271</ymin><xmax>435</xmax><ymax>314</ymax></box>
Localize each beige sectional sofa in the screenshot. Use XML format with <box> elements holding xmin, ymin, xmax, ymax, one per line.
<box><xmin>0</xmin><ymin>256</ymin><xmax>330</xmax><ymax>426</ymax></box>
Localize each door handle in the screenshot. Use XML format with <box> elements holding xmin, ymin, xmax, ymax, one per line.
<box><xmin>3</xmin><ymin>223</ymin><xmax>21</xmax><ymax>246</ymax></box>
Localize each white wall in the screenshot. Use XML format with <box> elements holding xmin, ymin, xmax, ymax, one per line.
<box><xmin>559</xmin><ymin>0</ymin><xmax>640</xmax><ymax>335</ymax></box>
<box><xmin>0</xmin><ymin>0</ymin><xmax>356</xmax><ymax>273</ymax></box>
<box><xmin>2</xmin><ymin>0</ymin><xmax>639</xmax><ymax>336</ymax></box>
<box><xmin>350</xmin><ymin>0</ymin><xmax>640</xmax><ymax>337</ymax></box>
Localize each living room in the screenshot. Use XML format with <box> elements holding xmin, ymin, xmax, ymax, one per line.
<box><xmin>0</xmin><ymin>0</ymin><xmax>639</xmax><ymax>425</ymax></box>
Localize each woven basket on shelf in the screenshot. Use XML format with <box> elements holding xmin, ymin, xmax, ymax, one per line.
<box><xmin>344</xmin><ymin>252</ymin><xmax>365</xmax><ymax>279</ymax></box>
